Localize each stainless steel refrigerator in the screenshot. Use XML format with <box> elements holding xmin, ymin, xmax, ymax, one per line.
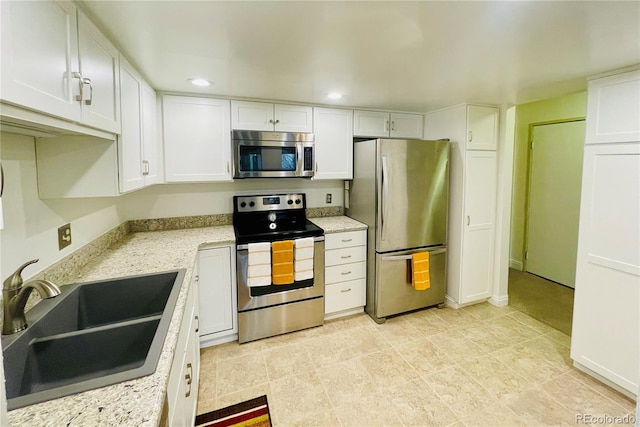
<box><xmin>347</xmin><ymin>138</ymin><xmax>449</xmax><ymax>323</ymax></box>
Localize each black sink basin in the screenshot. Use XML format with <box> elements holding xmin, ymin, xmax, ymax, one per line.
<box><xmin>2</xmin><ymin>269</ymin><xmax>185</xmax><ymax>410</ymax></box>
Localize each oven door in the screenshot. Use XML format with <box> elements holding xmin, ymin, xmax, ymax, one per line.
<box><xmin>237</xmin><ymin>238</ymin><xmax>325</xmax><ymax>311</ymax></box>
<box><xmin>234</xmin><ymin>140</ymin><xmax>301</xmax><ymax>178</ymax></box>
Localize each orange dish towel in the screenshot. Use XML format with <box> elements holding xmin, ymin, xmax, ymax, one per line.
<box><xmin>411</xmin><ymin>251</ymin><xmax>431</xmax><ymax>290</ymax></box>
<box><xmin>272</xmin><ymin>240</ymin><xmax>294</xmax><ymax>285</ymax></box>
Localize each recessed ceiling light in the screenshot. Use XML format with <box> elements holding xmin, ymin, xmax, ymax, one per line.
<box><xmin>188</xmin><ymin>78</ymin><xmax>212</xmax><ymax>87</ymax></box>
<box><xmin>327</xmin><ymin>92</ymin><xmax>343</xmax><ymax>100</ymax></box>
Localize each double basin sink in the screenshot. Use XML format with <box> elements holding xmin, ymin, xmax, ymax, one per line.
<box><xmin>2</xmin><ymin>269</ymin><xmax>185</xmax><ymax>410</ymax></box>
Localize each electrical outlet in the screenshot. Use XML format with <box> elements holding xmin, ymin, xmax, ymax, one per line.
<box><xmin>326</xmin><ymin>193</ymin><xmax>332</xmax><ymax>204</ymax></box>
<box><xmin>58</xmin><ymin>223</ymin><xmax>72</xmax><ymax>250</ymax></box>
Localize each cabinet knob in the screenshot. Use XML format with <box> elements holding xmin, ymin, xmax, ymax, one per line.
<box><xmin>468</xmin><ymin>131</ymin><xmax>473</xmax><ymax>142</ymax></box>
<box><xmin>275</xmin><ymin>119</ymin><xmax>280</xmax><ymax>124</ymax></box>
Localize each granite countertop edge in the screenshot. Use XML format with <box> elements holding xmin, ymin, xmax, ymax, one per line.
<box><xmin>7</xmin><ymin>216</ymin><xmax>365</xmax><ymax>426</ymax></box>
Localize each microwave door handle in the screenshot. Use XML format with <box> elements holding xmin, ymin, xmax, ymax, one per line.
<box><xmin>296</xmin><ymin>144</ymin><xmax>302</xmax><ymax>177</ymax></box>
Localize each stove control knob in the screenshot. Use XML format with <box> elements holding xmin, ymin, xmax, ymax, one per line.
<box><xmin>249</xmin><ymin>201</ymin><xmax>255</xmax><ymax>207</ymax></box>
<box><xmin>269</xmin><ymin>223</ymin><xmax>277</xmax><ymax>230</ymax></box>
<box><xmin>287</xmin><ymin>200</ymin><xmax>293</xmax><ymax>205</ymax></box>
<box><xmin>267</xmin><ymin>212</ymin><xmax>277</xmax><ymax>222</ymax></box>
<box><xmin>240</xmin><ymin>202</ymin><xmax>246</xmax><ymax>208</ymax></box>
<box><xmin>295</xmin><ymin>199</ymin><xmax>301</xmax><ymax>205</ymax></box>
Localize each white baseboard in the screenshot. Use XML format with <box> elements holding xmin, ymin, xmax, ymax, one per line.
<box><xmin>445</xmin><ymin>295</ymin><xmax>460</xmax><ymax>309</ymax></box>
<box><xmin>324</xmin><ymin>307</ymin><xmax>364</xmax><ymax>321</ymax></box>
<box><xmin>573</xmin><ymin>361</ymin><xmax>638</xmax><ymax>400</ymax></box>
<box><xmin>489</xmin><ymin>294</ymin><xmax>509</xmax><ymax>307</ymax></box>
<box><xmin>199</xmin><ymin>333</ymin><xmax>238</xmax><ymax>348</ymax></box>
<box><xmin>510</xmin><ymin>259</ymin><xmax>523</xmax><ymax>270</ymax></box>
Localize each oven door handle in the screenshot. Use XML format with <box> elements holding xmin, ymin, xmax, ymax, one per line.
<box><xmin>237</xmin><ymin>235</ymin><xmax>324</xmax><ymax>250</ymax></box>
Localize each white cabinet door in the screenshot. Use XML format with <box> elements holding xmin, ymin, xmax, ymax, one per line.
<box><xmin>198</xmin><ymin>246</ymin><xmax>235</xmax><ymax>337</ymax></box>
<box><xmin>390</xmin><ymin>113</ymin><xmax>423</xmax><ymax>139</ymax></box>
<box><xmin>466</xmin><ymin>106</ymin><xmax>498</xmax><ymax>150</ymax></box>
<box><xmin>77</xmin><ymin>10</ymin><xmax>120</xmax><ymax>133</ymax></box>
<box><xmin>274</xmin><ymin>104</ymin><xmax>313</xmax><ymax>132</ymax></box>
<box><xmin>163</xmin><ymin>96</ymin><xmax>232</xmax><ymax>182</ymax></box>
<box><xmin>460</xmin><ymin>151</ymin><xmax>497</xmax><ymax>303</ymax></box>
<box><xmin>585</xmin><ymin>70</ymin><xmax>640</xmax><ymax>144</ymax></box>
<box><xmin>231</xmin><ymin>100</ymin><xmax>273</xmax><ymax>131</ymax></box>
<box><xmin>0</xmin><ymin>1</ymin><xmax>81</xmax><ymax>122</ymax></box>
<box><xmin>353</xmin><ymin>110</ymin><xmax>389</xmax><ymax>137</ymax></box>
<box><xmin>141</xmin><ymin>81</ymin><xmax>161</xmax><ymax>185</ymax></box>
<box><xmin>118</xmin><ymin>57</ymin><xmax>144</xmax><ymax>193</ymax></box>
<box><xmin>313</xmin><ymin>107</ymin><xmax>353</xmax><ymax>179</ymax></box>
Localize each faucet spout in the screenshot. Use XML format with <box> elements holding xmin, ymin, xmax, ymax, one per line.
<box><xmin>2</xmin><ymin>259</ymin><xmax>62</xmax><ymax>335</ymax></box>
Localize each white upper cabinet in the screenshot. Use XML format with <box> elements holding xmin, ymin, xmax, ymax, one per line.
<box><xmin>466</xmin><ymin>105</ymin><xmax>498</xmax><ymax>150</ymax></box>
<box><xmin>0</xmin><ymin>1</ymin><xmax>120</xmax><ymax>134</ymax></box>
<box><xmin>118</xmin><ymin>55</ymin><xmax>160</xmax><ymax>193</ymax></box>
<box><xmin>231</xmin><ymin>100</ymin><xmax>313</xmax><ymax>132</ymax></box>
<box><xmin>163</xmin><ymin>96</ymin><xmax>232</xmax><ymax>182</ymax></box>
<box><xmin>353</xmin><ymin>110</ymin><xmax>423</xmax><ymax>139</ymax></box>
<box><xmin>585</xmin><ymin>69</ymin><xmax>640</xmax><ymax>144</ymax></box>
<box><xmin>313</xmin><ymin>107</ymin><xmax>354</xmax><ymax>180</ymax></box>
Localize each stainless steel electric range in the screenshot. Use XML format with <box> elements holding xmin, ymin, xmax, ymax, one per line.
<box><xmin>233</xmin><ymin>193</ymin><xmax>325</xmax><ymax>343</ymax></box>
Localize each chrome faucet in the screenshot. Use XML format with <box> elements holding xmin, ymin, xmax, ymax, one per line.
<box><xmin>2</xmin><ymin>259</ymin><xmax>62</xmax><ymax>335</ymax></box>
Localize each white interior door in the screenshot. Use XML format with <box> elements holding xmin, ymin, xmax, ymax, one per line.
<box><xmin>526</xmin><ymin>120</ymin><xmax>586</xmax><ymax>288</ymax></box>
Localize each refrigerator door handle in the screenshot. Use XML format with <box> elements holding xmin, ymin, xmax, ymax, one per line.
<box><xmin>381</xmin><ymin>155</ymin><xmax>389</xmax><ymax>241</ymax></box>
<box><xmin>380</xmin><ymin>247</ymin><xmax>447</xmax><ymax>261</ymax></box>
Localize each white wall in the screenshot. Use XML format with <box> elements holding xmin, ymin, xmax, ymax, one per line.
<box><xmin>0</xmin><ymin>133</ymin><xmax>126</xmax><ymax>279</ymax></box>
<box><xmin>122</xmin><ymin>179</ymin><xmax>344</xmax><ymax>219</ymax></box>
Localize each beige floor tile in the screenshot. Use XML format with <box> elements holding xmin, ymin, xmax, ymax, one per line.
<box><xmin>360</xmin><ymin>348</ymin><xmax>418</xmax><ymax>390</ymax></box>
<box><xmin>215</xmin><ymin>383</ymin><xmax>274</xmax><ymax>415</ymax></box>
<box><xmin>543</xmin><ymin>373</ymin><xmax>632</xmax><ymax>418</ymax></box>
<box><xmin>460</xmin><ymin>355</ymin><xmax>531</xmax><ymax>403</ymax></box>
<box><xmin>460</xmin><ymin>401</ymin><xmax>526</xmax><ymax>427</ymax></box>
<box><xmin>316</xmin><ymin>357</ymin><xmax>376</xmax><ymax>407</ymax></box>
<box><xmin>543</xmin><ymin>329</ymin><xmax>572</xmax><ymax>348</ymax></box>
<box><xmin>434</xmin><ymin>307</ymin><xmax>478</xmax><ymax>329</ymax></box>
<box><xmin>195</xmin><ymin>396</ymin><xmax>216</xmax><ymax>416</ymax></box>
<box><xmin>282</xmin><ymin>407</ymin><xmax>341</xmax><ymax>427</ymax></box>
<box><xmin>305</xmin><ymin>331</ymin><xmax>356</xmax><ymax>369</ymax></box>
<box><xmin>215</xmin><ymin>352</ymin><xmax>269</xmax><ymax>397</ymax></box>
<box><xmin>388</xmin><ymin>379</ymin><xmax>460</xmax><ymax>426</ymax></box>
<box><xmin>423</xmin><ymin>366</ymin><xmax>496</xmax><ymax>419</ymax></box>
<box><xmin>505</xmin><ymin>387</ymin><xmax>579</xmax><ymax>426</ymax></box>
<box><xmin>214</xmin><ymin>339</ymin><xmax>264</xmax><ymax>361</ymax></box>
<box><xmin>336</xmin><ymin>312</ymin><xmax>378</xmax><ymax>330</ymax></box>
<box><xmin>493</xmin><ymin>344</ymin><xmax>569</xmax><ymax>384</ymax></box>
<box><xmin>260</xmin><ymin>329</ymin><xmax>309</xmax><ymax>350</ymax></box>
<box><xmin>462</xmin><ymin>302</ymin><xmax>517</xmax><ymax>321</ymax></box>
<box><xmin>394</xmin><ymin>338</ymin><xmax>457</xmax><ymax>377</ymax></box>
<box><xmin>332</xmin><ymin>390</ymin><xmax>403</xmax><ymax>427</ymax></box>
<box><xmin>199</xmin><ymin>345</ymin><xmax>218</xmax><ymax>365</ymax></box>
<box><xmin>508</xmin><ymin>311</ymin><xmax>556</xmax><ymax>334</ymax></box>
<box><xmin>567</xmin><ymin>370</ymin><xmax>637</xmax><ymax>413</ymax></box>
<box><xmin>269</xmin><ymin>370</ymin><xmax>333</xmax><ymax>425</ymax></box>
<box><xmin>486</xmin><ymin>315</ymin><xmax>543</xmax><ymax>343</ymax></box>
<box><xmin>343</xmin><ymin>323</ymin><xmax>393</xmax><ymax>357</ymax></box>
<box><xmin>520</xmin><ymin>335</ymin><xmax>573</xmax><ymax>369</ymax></box>
<box><xmin>458</xmin><ymin>323</ymin><xmax>517</xmax><ymax>352</ymax></box>
<box><xmin>263</xmin><ymin>342</ymin><xmax>314</xmax><ymax>381</ymax></box>
<box><xmin>405</xmin><ymin>310</ymin><xmax>453</xmax><ymax>337</ymax></box>
<box><xmin>428</xmin><ymin>330</ymin><xmax>492</xmax><ymax>363</ymax></box>
<box><xmin>376</xmin><ymin>316</ymin><xmax>425</xmax><ymax>346</ymax></box>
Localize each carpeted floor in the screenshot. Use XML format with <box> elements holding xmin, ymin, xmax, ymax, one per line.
<box><xmin>508</xmin><ymin>268</ymin><xmax>574</xmax><ymax>336</ymax></box>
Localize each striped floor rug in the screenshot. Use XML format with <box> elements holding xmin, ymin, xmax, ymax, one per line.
<box><xmin>195</xmin><ymin>395</ymin><xmax>271</xmax><ymax>427</ymax></box>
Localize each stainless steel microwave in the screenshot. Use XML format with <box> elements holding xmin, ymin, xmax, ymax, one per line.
<box><xmin>232</xmin><ymin>130</ymin><xmax>314</xmax><ymax>178</ymax></box>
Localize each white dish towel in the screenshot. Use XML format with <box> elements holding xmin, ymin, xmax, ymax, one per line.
<box><xmin>294</xmin><ymin>237</ymin><xmax>314</xmax><ymax>281</ymax></box>
<box><xmin>247</xmin><ymin>242</ymin><xmax>271</xmax><ymax>287</ymax></box>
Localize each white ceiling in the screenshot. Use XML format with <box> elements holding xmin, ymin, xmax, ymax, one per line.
<box><xmin>80</xmin><ymin>1</ymin><xmax>640</xmax><ymax>112</ymax></box>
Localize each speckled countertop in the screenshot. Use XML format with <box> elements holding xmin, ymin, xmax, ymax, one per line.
<box><xmin>8</xmin><ymin>226</ymin><xmax>235</xmax><ymax>427</ymax></box>
<box><xmin>7</xmin><ymin>216</ymin><xmax>364</xmax><ymax>426</ymax></box>
<box><xmin>309</xmin><ymin>216</ymin><xmax>368</xmax><ymax>233</ymax></box>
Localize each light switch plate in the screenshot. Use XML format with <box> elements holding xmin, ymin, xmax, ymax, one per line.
<box><xmin>58</xmin><ymin>223</ymin><xmax>72</xmax><ymax>250</ymax></box>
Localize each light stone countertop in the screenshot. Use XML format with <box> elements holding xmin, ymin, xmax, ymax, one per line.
<box><xmin>8</xmin><ymin>226</ymin><xmax>235</xmax><ymax>427</ymax></box>
<box><xmin>309</xmin><ymin>216</ymin><xmax>368</xmax><ymax>233</ymax></box>
<box><xmin>7</xmin><ymin>216</ymin><xmax>362</xmax><ymax>426</ymax></box>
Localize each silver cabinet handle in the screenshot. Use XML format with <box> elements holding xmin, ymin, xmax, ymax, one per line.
<box><xmin>0</xmin><ymin>162</ymin><xmax>4</xmax><ymax>197</ymax></box>
<box><xmin>341</xmin><ymin>271</ymin><xmax>352</xmax><ymax>275</ymax></box>
<box><xmin>340</xmin><ymin>255</ymin><xmax>352</xmax><ymax>259</ymax></box>
<box><xmin>341</xmin><ymin>238</ymin><xmax>352</xmax><ymax>243</ymax></box>
<box><xmin>73</xmin><ymin>72</ymin><xmax>84</xmax><ymax>102</ymax></box>
<box><xmin>340</xmin><ymin>288</ymin><xmax>352</xmax><ymax>293</ymax></box>
<box><xmin>227</xmin><ymin>161</ymin><xmax>230</xmax><ymax>174</ymax></box>
<box><xmin>142</xmin><ymin>160</ymin><xmax>149</xmax><ymax>176</ymax></box>
<box><xmin>467</xmin><ymin>216</ymin><xmax>470</xmax><ymax>226</ymax></box>
<box><xmin>83</xmin><ymin>77</ymin><xmax>93</xmax><ymax>105</ymax></box>
<box><xmin>185</xmin><ymin>363</ymin><xmax>192</xmax><ymax>398</ymax></box>
<box><xmin>468</xmin><ymin>131</ymin><xmax>473</xmax><ymax>142</ymax></box>
<box><xmin>195</xmin><ymin>315</ymin><xmax>199</xmax><ymax>333</ymax></box>
<box><xmin>385</xmin><ymin>120</ymin><xmax>389</xmax><ymax>132</ymax></box>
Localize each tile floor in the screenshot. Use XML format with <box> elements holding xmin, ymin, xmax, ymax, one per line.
<box><xmin>196</xmin><ymin>303</ymin><xmax>637</xmax><ymax>426</ymax></box>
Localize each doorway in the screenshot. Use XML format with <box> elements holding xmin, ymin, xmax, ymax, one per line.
<box><xmin>525</xmin><ymin>120</ymin><xmax>585</xmax><ymax>288</ymax></box>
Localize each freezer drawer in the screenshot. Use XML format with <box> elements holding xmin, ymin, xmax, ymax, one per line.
<box><xmin>372</xmin><ymin>246</ymin><xmax>446</xmax><ymax>319</ymax></box>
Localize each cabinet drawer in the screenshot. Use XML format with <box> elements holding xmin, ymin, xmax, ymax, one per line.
<box><xmin>325</xmin><ymin>230</ymin><xmax>366</xmax><ymax>250</ymax></box>
<box><xmin>325</xmin><ymin>279</ymin><xmax>366</xmax><ymax>314</ymax></box>
<box><xmin>325</xmin><ymin>261</ymin><xmax>366</xmax><ymax>284</ymax></box>
<box><xmin>325</xmin><ymin>246</ymin><xmax>366</xmax><ymax>267</ymax></box>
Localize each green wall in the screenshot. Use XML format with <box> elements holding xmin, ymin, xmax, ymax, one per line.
<box><xmin>510</xmin><ymin>91</ymin><xmax>587</xmax><ymax>269</ymax></box>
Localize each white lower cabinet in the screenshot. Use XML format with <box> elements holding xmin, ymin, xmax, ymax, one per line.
<box><xmin>324</xmin><ymin>230</ymin><xmax>367</xmax><ymax>319</ymax></box>
<box><xmin>168</xmin><ymin>274</ymin><xmax>200</xmax><ymax>427</ymax></box>
<box><xmin>197</xmin><ymin>246</ymin><xmax>238</xmax><ymax>346</ymax></box>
